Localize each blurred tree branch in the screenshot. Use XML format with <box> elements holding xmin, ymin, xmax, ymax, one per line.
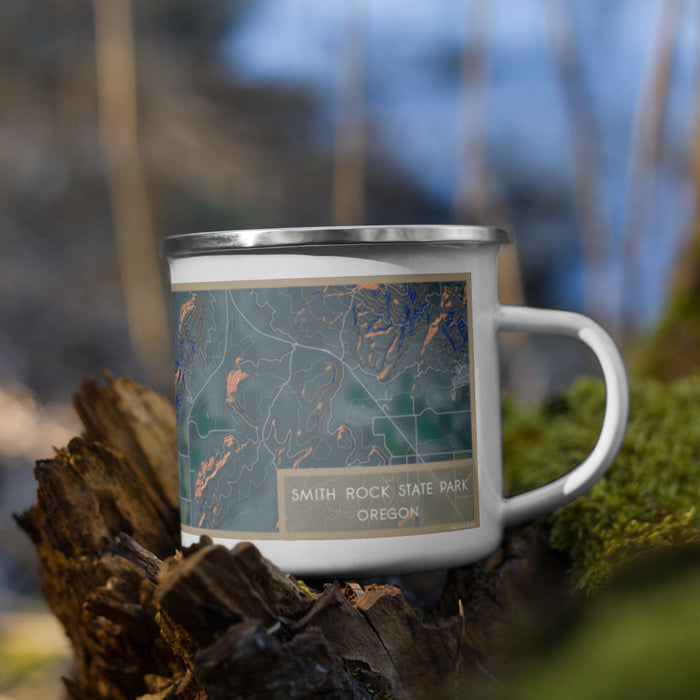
<box><xmin>671</xmin><ymin>10</ymin><xmax>700</xmax><ymax>298</ymax></box>
<box><xmin>332</xmin><ymin>0</ymin><xmax>367</xmax><ymax>225</ymax></box>
<box><xmin>621</xmin><ymin>0</ymin><xmax>684</xmax><ymax>341</ymax></box>
<box><xmin>93</xmin><ymin>0</ymin><xmax>169</xmax><ymax>387</ymax></box>
<box><xmin>547</xmin><ymin>0</ymin><xmax>613</xmax><ymax>329</ymax></box>
<box><xmin>453</xmin><ymin>0</ymin><xmax>491</xmax><ymax>224</ymax></box>
<box><xmin>633</xmin><ymin>9</ymin><xmax>700</xmax><ymax>380</ymax></box>
<box><xmin>454</xmin><ymin>0</ymin><xmax>523</xmax><ymax>309</ymax></box>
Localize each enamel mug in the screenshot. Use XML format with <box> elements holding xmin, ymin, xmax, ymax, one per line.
<box><xmin>160</xmin><ymin>226</ymin><xmax>629</xmax><ymax>576</ymax></box>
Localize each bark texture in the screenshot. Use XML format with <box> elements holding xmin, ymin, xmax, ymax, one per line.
<box><xmin>16</xmin><ymin>373</ymin><xmax>565</xmax><ymax>699</ymax></box>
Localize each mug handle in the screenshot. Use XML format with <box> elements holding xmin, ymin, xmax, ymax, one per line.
<box><xmin>497</xmin><ymin>305</ymin><xmax>630</xmax><ymax>525</ymax></box>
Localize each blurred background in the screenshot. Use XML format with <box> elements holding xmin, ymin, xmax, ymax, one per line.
<box><xmin>1</xmin><ymin>0</ymin><xmax>698</xmax><ymax>695</ymax></box>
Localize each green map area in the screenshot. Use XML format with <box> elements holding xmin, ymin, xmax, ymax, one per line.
<box><xmin>173</xmin><ymin>276</ymin><xmax>476</xmax><ymax>536</ymax></box>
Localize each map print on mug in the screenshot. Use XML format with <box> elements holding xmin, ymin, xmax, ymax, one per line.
<box><xmin>173</xmin><ymin>274</ymin><xmax>478</xmax><ymax>540</ymax></box>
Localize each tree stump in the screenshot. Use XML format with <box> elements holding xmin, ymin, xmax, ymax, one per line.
<box><xmin>16</xmin><ymin>373</ymin><xmax>567</xmax><ymax>699</ymax></box>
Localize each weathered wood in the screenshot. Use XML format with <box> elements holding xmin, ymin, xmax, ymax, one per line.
<box><xmin>195</xmin><ymin>620</ymin><xmax>361</xmax><ymax>699</ymax></box>
<box><xmin>15</xmin><ymin>373</ymin><xmax>183</xmax><ymax>700</ymax></box>
<box><xmin>16</xmin><ymin>373</ymin><xmax>567</xmax><ymax>699</ymax></box>
<box><xmin>73</xmin><ymin>371</ymin><xmax>180</xmax><ymax>532</ymax></box>
<box><xmin>155</xmin><ymin>541</ymin><xmax>316</xmax><ymax>647</ymax></box>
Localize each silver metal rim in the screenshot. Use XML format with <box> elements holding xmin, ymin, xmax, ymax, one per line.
<box><xmin>159</xmin><ymin>225</ymin><xmax>512</xmax><ymax>258</ymax></box>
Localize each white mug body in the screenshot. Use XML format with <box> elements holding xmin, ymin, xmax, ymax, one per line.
<box><xmin>161</xmin><ymin>227</ymin><xmax>628</xmax><ymax>576</ymax></box>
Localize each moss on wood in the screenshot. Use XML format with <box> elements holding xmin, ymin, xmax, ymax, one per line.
<box><xmin>503</xmin><ymin>376</ymin><xmax>700</xmax><ymax>593</ymax></box>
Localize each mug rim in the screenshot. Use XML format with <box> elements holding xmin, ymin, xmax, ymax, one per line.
<box><xmin>159</xmin><ymin>224</ymin><xmax>512</xmax><ymax>259</ymax></box>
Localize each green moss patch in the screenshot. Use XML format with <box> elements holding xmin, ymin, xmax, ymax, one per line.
<box><xmin>503</xmin><ymin>376</ymin><xmax>700</xmax><ymax>593</ymax></box>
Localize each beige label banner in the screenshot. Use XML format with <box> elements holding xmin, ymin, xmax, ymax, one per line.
<box><xmin>277</xmin><ymin>460</ymin><xmax>478</xmax><ymax>539</ymax></box>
